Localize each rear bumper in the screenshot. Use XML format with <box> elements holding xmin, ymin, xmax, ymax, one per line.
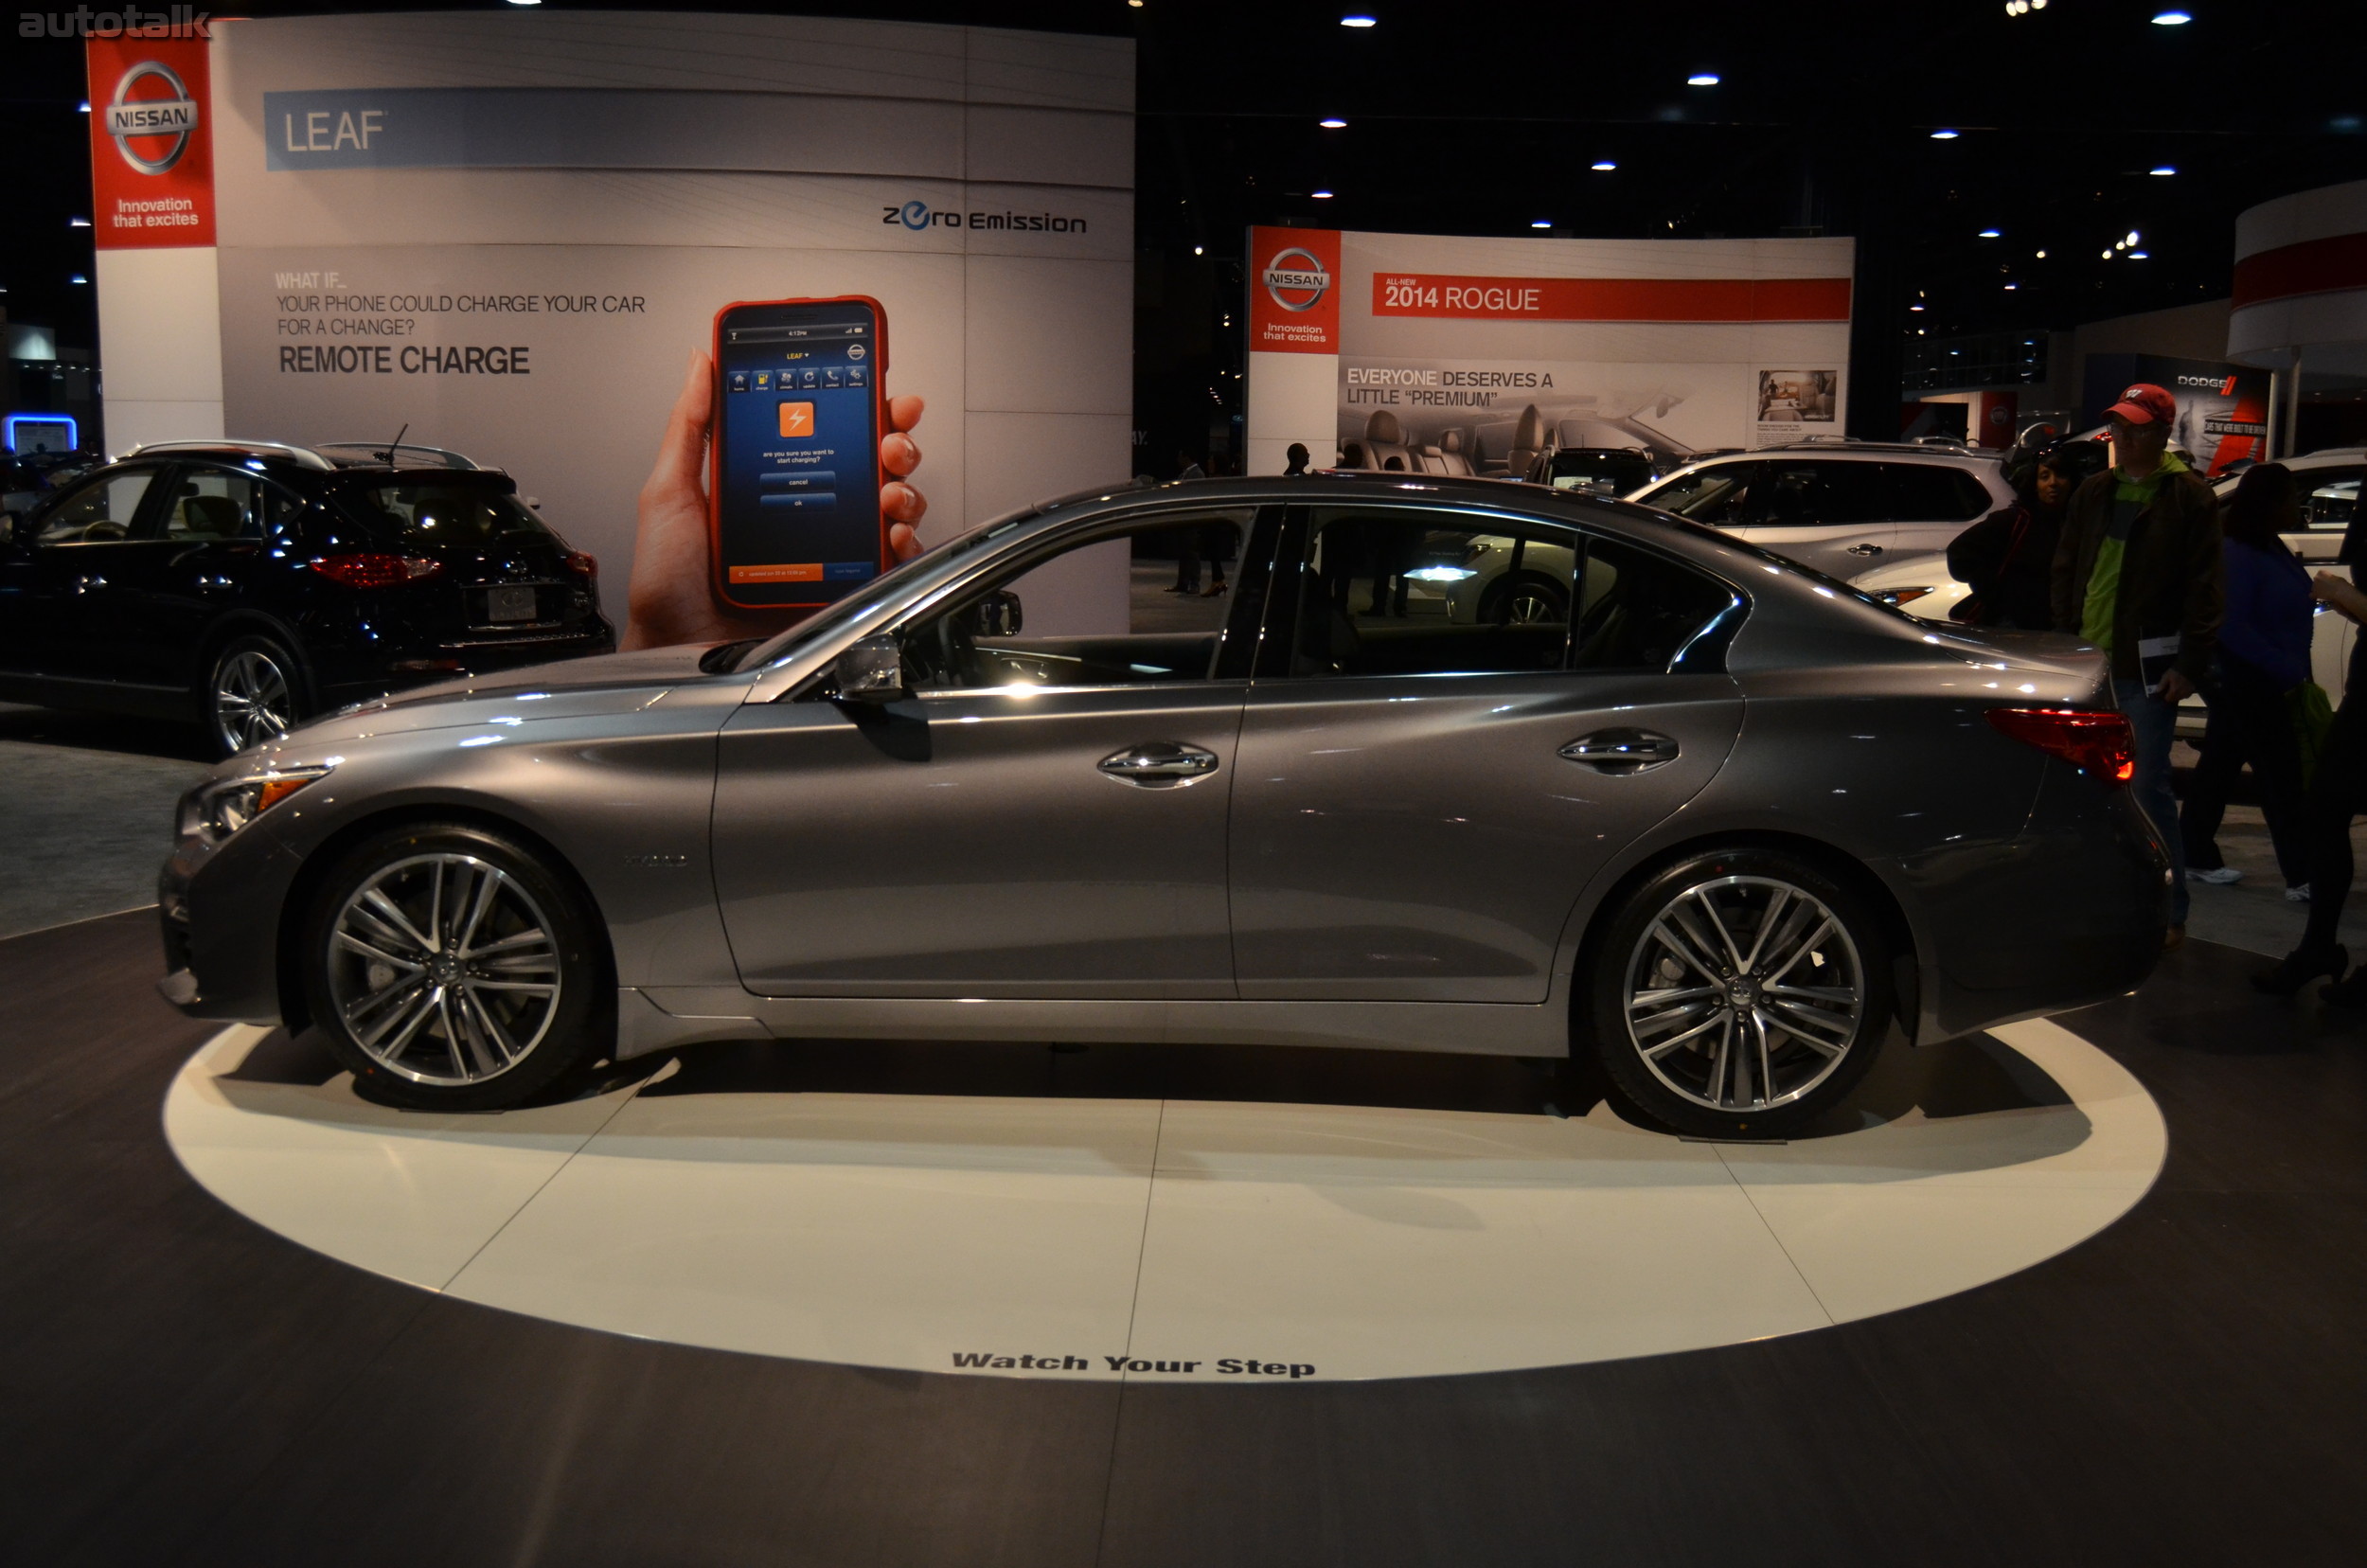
<box><xmin>1891</xmin><ymin>766</ymin><xmax>2169</xmax><ymax>1042</ymax></box>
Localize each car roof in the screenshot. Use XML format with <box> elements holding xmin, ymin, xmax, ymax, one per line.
<box><xmin>1668</xmin><ymin>443</ymin><xmax>2000</xmax><ymax>468</ymax></box>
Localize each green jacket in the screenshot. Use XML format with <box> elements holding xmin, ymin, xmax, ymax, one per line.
<box><xmin>2049</xmin><ymin>460</ymin><xmax>2223</xmax><ymax>683</ymax></box>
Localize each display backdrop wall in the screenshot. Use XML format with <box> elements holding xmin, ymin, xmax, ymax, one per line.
<box><xmin>1244</xmin><ymin>227</ymin><xmax>1854</xmax><ymax>479</ymax></box>
<box><xmin>91</xmin><ymin>11</ymin><xmax>1135</xmax><ymax>628</ymax></box>
<box><xmin>2082</xmin><ymin>354</ymin><xmax>2267</xmax><ymax>474</ymax></box>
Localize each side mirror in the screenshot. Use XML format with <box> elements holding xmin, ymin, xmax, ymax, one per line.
<box><xmin>834</xmin><ymin>633</ymin><xmax>910</xmax><ymax>704</ymax></box>
<box><xmin>968</xmin><ymin>589</ymin><xmax>1023</xmax><ymax>638</ymax></box>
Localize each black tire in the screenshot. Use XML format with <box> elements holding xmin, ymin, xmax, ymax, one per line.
<box><xmin>205</xmin><ymin>633</ymin><xmax>306</xmax><ymax>759</ymax></box>
<box><xmin>1480</xmin><ymin>571</ymin><xmax>1570</xmax><ymax>626</ymax></box>
<box><xmin>1585</xmin><ymin>847</ymin><xmax>1890</xmax><ymax>1139</ymax></box>
<box><xmin>302</xmin><ymin>821</ymin><xmax>613</xmax><ymax>1112</ymax></box>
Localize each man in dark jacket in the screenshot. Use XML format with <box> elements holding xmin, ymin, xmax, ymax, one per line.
<box><xmin>2051</xmin><ymin>382</ymin><xmax>2225</xmax><ymax>944</ymax></box>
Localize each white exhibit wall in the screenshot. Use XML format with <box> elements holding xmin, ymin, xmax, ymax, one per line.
<box><xmin>94</xmin><ymin>246</ymin><xmax>225</xmax><ymax>454</ymax></box>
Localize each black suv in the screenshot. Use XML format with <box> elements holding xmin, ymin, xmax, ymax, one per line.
<box><xmin>0</xmin><ymin>440</ymin><xmax>614</xmax><ymax>756</ymax></box>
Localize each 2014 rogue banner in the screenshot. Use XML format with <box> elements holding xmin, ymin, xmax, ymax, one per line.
<box><xmin>1244</xmin><ymin>226</ymin><xmax>1856</xmax><ymax>480</ymax></box>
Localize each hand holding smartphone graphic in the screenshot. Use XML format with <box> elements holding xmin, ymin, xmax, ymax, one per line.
<box><xmin>622</xmin><ymin>347</ymin><xmax>925</xmax><ymax>651</ymax></box>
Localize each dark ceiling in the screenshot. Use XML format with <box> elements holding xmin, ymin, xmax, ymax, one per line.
<box><xmin>6</xmin><ymin>0</ymin><xmax>2362</xmax><ymax>449</ymax></box>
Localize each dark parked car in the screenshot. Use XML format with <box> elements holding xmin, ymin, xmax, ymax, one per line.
<box><xmin>159</xmin><ymin>472</ymin><xmax>2166</xmax><ymax>1135</ymax></box>
<box><xmin>0</xmin><ymin>439</ymin><xmax>614</xmax><ymax>756</ymax></box>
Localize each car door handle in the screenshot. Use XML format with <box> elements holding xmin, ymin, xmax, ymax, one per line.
<box><xmin>1560</xmin><ymin>729</ymin><xmax>1681</xmax><ymax>774</ymax></box>
<box><xmin>1098</xmin><ymin>740</ymin><xmax>1219</xmax><ymax>786</ymax></box>
<box><xmin>1845</xmin><ymin>543</ymin><xmax>1885</xmax><ymax>557</ymax></box>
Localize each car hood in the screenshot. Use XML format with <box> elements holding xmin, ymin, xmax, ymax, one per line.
<box><xmin>279</xmin><ymin>643</ymin><xmax>730</xmax><ymax>748</ymax></box>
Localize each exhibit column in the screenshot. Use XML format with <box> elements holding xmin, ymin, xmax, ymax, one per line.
<box><xmin>85</xmin><ymin>30</ymin><xmax>224</xmax><ymax>453</ymax></box>
<box><xmin>1244</xmin><ymin>227</ymin><xmax>1341</xmax><ymax>475</ymax></box>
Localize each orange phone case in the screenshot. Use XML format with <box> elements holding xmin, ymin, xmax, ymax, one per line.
<box><xmin>708</xmin><ymin>294</ymin><xmax>890</xmax><ymax>611</ymax></box>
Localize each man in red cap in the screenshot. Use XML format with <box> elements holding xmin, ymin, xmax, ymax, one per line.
<box><xmin>2052</xmin><ymin>382</ymin><xmax>2224</xmax><ymax>947</ymax></box>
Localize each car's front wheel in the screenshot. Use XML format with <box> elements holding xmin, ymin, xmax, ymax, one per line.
<box><xmin>302</xmin><ymin>823</ymin><xmax>612</xmax><ymax>1111</ymax></box>
<box><xmin>1587</xmin><ymin>848</ymin><xmax>1890</xmax><ymax>1138</ymax></box>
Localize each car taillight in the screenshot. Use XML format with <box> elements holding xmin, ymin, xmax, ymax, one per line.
<box><xmin>1984</xmin><ymin>707</ymin><xmax>2134</xmax><ymax>785</ymax></box>
<box><xmin>563</xmin><ymin>550</ymin><xmax>597</xmax><ymax>578</ymax></box>
<box><xmin>309</xmin><ymin>553</ymin><xmax>444</xmax><ymax>589</ymax></box>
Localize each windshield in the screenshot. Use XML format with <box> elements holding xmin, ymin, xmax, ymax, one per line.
<box><xmin>1550</xmin><ymin>451</ymin><xmax>1653</xmax><ymax>494</ymax></box>
<box><xmin>339</xmin><ymin>476</ymin><xmax>555</xmax><ymax>548</ymax></box>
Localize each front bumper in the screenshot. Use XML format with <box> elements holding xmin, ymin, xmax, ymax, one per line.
<box><xmin>157</xmin><ymin>808</ymin><xmax>307</xmax><ymax>1025</ymax></box>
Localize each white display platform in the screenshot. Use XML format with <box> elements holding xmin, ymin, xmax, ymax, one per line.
<box><xmin>164</xmin><ymin>1020</ymin><xmax>2163</xmax><ymax>1382</ymax></box>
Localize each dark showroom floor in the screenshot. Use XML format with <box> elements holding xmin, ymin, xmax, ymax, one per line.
<box><xmin>6</xmin><ymin>708</ymin><xmax>2367</xmax><ymax>1566</ymax></box>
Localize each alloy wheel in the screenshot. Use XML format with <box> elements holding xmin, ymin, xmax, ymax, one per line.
<box><xmin>1620</xmin><ymin>874</ymin><xmax>1865</xmax><ymax>1114</ymax></box>
<box><xmin>326</xmin><ymin>853</ymin><xmax>563</xmax><ymax>1086</ymax></box>
<box><xmin>212</xmin><ymin>649</ymin><xmax>294</xmax><ymax>754</ymax></box>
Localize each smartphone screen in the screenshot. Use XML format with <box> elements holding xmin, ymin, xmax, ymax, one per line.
<box><xmin>712</xmin><ymin>297</ymin><xmax>886</xmax><ymax>608</ymax></box>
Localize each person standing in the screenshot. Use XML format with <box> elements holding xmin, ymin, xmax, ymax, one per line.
<box><xmin>2182</xmin><ymin>464</ymin><xmax>2313</xmax><ymax>900</ymax></box>
<box><xmin>2260</xmin><ymin>561</ymin><xmax>2367</xmax><ymax>997</ymax></box>
<box><xmin>1284</xmin><ymin>442</ymin><xmax>1311</xmax><ymax>476</ymax></box>
<box><xmin>1948</xmin><ymin>440</ymin><xmax>2101</xmax><ymax>630</ymax></box>
<box><xmin>2051</xmin><ymin>383</ymin><xmax>2224</xmax><ymax>947</ymax></box>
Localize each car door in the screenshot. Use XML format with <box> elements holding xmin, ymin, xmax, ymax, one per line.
<box><xmin>1227</xmin><ymin>503</ymin><xmax>1745</xmax><ymax>1002</ymax></box>
<box><xmin>93</xmin><ymin>462</ymin><xmax>274</xmax><ymax>689</ymax></box>
<box><xmin>1640</xmin><ymin>458</ymin><xmax>1896</xmax><ymax>578</ymax></box>
<box><xmin>1</xmin><ymin>463</ymin><xmax>169</xmax><ymax>684</ymax></box>
<box><xmin>711</xmin><ymin>506</ymin><xmax>1269</xmax><ymax>998</ymax></box>
<box><xmin>1883</xmin><ymin>460</ymin><xmax>2002</xmax><ymax>561</ymax></box>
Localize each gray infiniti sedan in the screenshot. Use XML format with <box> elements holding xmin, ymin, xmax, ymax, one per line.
<box><xmin>157</xmin><ymin>473</ymin><xmax>2167</xmax><ymax>1137</ymax></box>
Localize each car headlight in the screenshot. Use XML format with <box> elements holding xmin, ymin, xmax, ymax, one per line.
<box><xmin>178</xmin><ymin>766</ymin><xmax>332</xmax><ymax>844</ymax></box>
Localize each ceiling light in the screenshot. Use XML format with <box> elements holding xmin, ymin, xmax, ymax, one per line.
<box><xmin>1978</xmin><ymin>228</ymin><xmax>2001</xmax><ymax>238</ymax></box>
<box><xmin>1686</xmin><ymin>73</ymin><xmax>1720</xmax><ymax>86</ymax></box>
<box><xmin>2125</xmin><ymin>229</ymin><xmax>2141</xmax><ymax>245</ymax></box>
<box><xmin>2128</xmin><ymin>251</ymin><xmax>2149</xmax><ymax>259</ymax></box>
<box><xmin>1320</xmin><ymin>117</ymin><xmax>1347</xmax><ymax>129</ymax></box>
<box><xmin>69</xmin><ymin>274</ymin><xmax>88</xmax><ymax>284</ymax></box>
<box><xmin>1592</xmin><ymin>160</ymin><xmax>1616</xmax><ymax>171</ymax></box>
<box><xmin>2003</xmin><ymin>283</ymin><xmax>2018</xmax><ymax>290</ymax></box>
<box><xmin>2102</xmin><ymin>249</ymin><xmax>2114</xmax><ymax>258</ymax></box>
<box><xmin>1530</xmin><ymin>221</ymin><xmax>1552</xmax><ymax>229</ymax></box>
<box><xmin>68</xmin><ymin>216</ymin><xmax>90</xmax><ymax>227</ymax></box>
<box><xmin>2150</xmin><ymin>166</ymin><xmax>2177</xmax><ymax>176</ymax></box>
<box><xmin>1931</xmin><ymin>128</ymin><xmax>1960</xmax><ymax>140</ymax></box>
<box><xmin>77</xmin><ymin>100</ymin><xmax>89</xmax><ymax>113</ymax></box>
<box><xmin>2036</xmin><ymin>249</ymin><xmax>2047</xmax><ymax>258</ymax></box>
<box><xmin>1910</xmin><ymin>303</ymin><xmax>1925</xmax><ymax>312</ymax></box>
<box><xmin>507</xmin><ymin>0</ymin><xmax>541</xmax><ymax>6</ymax></box>
<box><xmin>1311</xmin><ymin>189</ymin><xmax>1334</xmax><ymax>200</ymax></box>
<box><xmin>1192</xmin><ymin>246</ymin><xmax>1202</xmax><ymax>256</ymax></box>
<box><xmin>2151</xmin><ymin>10</ymin><xmax>2191</xmax><ymax>24</ymax></box>
<box><xmin>1341</xmin><ymin>13</ymin><xmax>1377</xmax><ymax>27</ymax></box>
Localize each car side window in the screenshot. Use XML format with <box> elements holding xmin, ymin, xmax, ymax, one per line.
<box><xmin>1289</xmin><ymin>509</ymin><xmax>1580</xmax><ymax>678</ymax></box>
<box><xmin>1884</xmin><ymin>463</ymin><xmax>1993</xmax><ymax>522</ymax></box>
<box><xmin>898</xmin><ymin>509</ymin><xmax>1257</xmax><ymax>693</ymax></box>
<box><xmin>160</xmin><ymin>466</ymin><xmax>262</xmax><ymax>541</ymax></box>
<box><xmin>1734</xmin><ymin>463</ymin><xmax>1842</xmax><ymax>528</ymax></box>
<box><xmin>2300</xmin><ymin>469</ymin><xmax>2362</xmax><ymax>533</ymax></box>
<box><xmin>1645</xmin><ymin>462</ymin><xmax>1760</xmax><ymax>526</ymax></box>
<box><xmin>1569</xmin><ymin>535</ymin><xmax>1740</xmax><ymax>673</ymax></box>
<box><xmin>33</xmin><ymin>466</ymin><xmax>159</xmax><ymax>544</ymax></box>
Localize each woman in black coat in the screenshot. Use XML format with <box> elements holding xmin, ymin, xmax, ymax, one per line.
<box><xmin>1945</xmin><ymin>441</ymin><xmax>2104</xmax><ymax>630</ymax></box>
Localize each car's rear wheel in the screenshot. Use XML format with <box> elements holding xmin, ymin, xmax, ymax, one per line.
<box><xmin>206</xmin><ymin>634</ymin><xmax>303</xmax><ymax>758</ymax></box>
<box><xmin>1587</xmin><ymin>848</ymin><xmax>1890</xmax><ymax>1138</ymax></box>
<box><xmin>303</xmin><ymin>823</ymin><xmax>611</xmax><ymax>1111</ymax></box>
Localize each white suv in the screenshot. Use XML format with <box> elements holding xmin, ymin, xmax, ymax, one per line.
<box><xmin>1626</xmin><ymin>440</ymin><xmax>2014</xmax><ymax>580</ymax></box>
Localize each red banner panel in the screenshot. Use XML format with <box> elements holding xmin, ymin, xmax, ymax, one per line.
<box><xmin>1370</xmin><ymin>273</ymin><xmax>1852</xmax><ymax>323</ymax></box>
<box><xmin>1248</xmin><ymin>226</ymin><xmax>1343</xmax><ymax>354</ymax></box>
<box><xmin>86</xmin><ymin>34</ymin><xmax>216</xmax><ymax>249</ymax></box>
<box><xmin>2233</xmin><ymin>231</ymin><xmax>2367</xmax><ymax>310</ymax></box>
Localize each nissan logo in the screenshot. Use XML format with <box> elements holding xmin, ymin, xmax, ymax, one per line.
<box><xmin>1262</xmin><ymin>247</ymin><xmax>1332</xmax><ymax>312</ymax></box>
<box><xmin>105</xmin><ymin>61</ymin><xmax>198</xmax><ymax>175</ymax></box>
